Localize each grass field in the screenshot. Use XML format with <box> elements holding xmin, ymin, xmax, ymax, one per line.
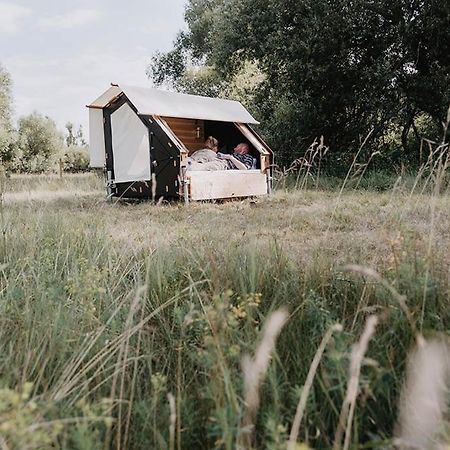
<box><xmin>1</xmin><ymin>171</ymin><xmax>450</xmax><ymax>449</ymax></box>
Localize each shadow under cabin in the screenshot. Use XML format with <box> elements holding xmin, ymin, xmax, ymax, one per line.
<box><xmin>87</xmin><ymin>84</ymin><xmax>274</xmax><ymax>202</ymax></box>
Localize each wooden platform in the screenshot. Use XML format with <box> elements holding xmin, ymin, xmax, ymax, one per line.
<box><xmin>188</xmin><ymin>170</ymin><xmax>268</xmax><ymax>201</ymax></box>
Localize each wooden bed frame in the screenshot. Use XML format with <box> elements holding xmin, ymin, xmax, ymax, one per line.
<box><xmin>187</xmin><ymin>169</ymin><xmax>269</xmax><ymax>201</ymax></box>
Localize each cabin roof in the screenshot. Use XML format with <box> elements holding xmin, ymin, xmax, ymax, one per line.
<box><xmin>87</xmin><ymin>84</ymin><xmax>260</xmax><ymax>124</ymax></box>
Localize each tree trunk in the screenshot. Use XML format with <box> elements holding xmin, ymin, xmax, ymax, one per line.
<box><xmin>401</xmin><ymin>108</ymin><xmax>416</xmax><ymax>153</ymax></box>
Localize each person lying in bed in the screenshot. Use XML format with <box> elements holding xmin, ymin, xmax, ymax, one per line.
<box><xmin>218</xmin><ymin>143</ymin><xmax>254</xmax><ymax>170</ymax></box>
<box><xmin>189</xmin><ymin>136</ymin><xmax>229</xmax><ymax>170</ymax></box>
<box><xmin>190</xmin><ymin>136</ymin><xmax>219</xmax><ymax>163</ymax></box>
<box><xmin>189</xmin><ymin>140</ymin><xmax>253</xmax><ymax>171</ymax></box>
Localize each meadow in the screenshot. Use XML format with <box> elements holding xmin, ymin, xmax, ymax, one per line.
<box><xmin>1</xmin><ymin>169</ymin><xmax>450</xmax><ymax>449</ymax></box>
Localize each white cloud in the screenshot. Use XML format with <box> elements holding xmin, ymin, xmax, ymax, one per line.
<box><xmin>1</xmin><ymin>0</ymin><xmax>187</xmax><ymax>138</ymax></box>
<box><xmin>6</xmin><ymin>47</ymin><xmax>153</xmax><ymax>135</ymax></box>
<box><xmin>0</xmin><ymin>2</ymin><xmax>32</xmax><ymax>33</ymax></box>
<box><xmin>38</xmin><ymin>9</ymin><xmax>102</xmax><ymax>31</ymax></box>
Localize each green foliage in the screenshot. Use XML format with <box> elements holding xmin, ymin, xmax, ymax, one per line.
<box><xmin>148</xmin><ymin>34</ymin><xmax>224</xmax><ymax>97</ymax></box>
<box><xmin>148</xmin><ymin>34</ymin><xmax>189</xmax><ymax>87</ymax></box>
<box><xmin>65</xmin><ymin>122</ymin><xmax>87</xmax><ymax>148</ymax></box>
<box><xmin>176</xmin><ymin>65</ymin><xmax>224</xmax><ymax>97</ymax></box>
<box><xmin>0</xmin><ymin>65</ymin><xmax>86</xmax><ymax>174</ymax></box>
<box><xmin>149</xmin><ymin>0</ymin><xmax>450</xmax><ymax>168</ymax></box>
<box><xmin>0</xmin><ymin>65</ymin><xmax>12</xmax><ymax>125</ymax></box>
<box><xmin>63</xmin><ymin>146</ymin><xmax>90</xmax><ymax>173</ymax></box>
<box><xmin>220</xmin><ymin>58</ymin><xmax>266</xmax><ymax>109</ymax></box>
<box><xmin>14</xmin><ymin>112</ymin><xmax>63</xmax><ymax>173</ymax></box>
<box><xmin>0</xmin><ymin>64</ymin><xmax>15</xmax><ymax>166</ymax></box>
<box><xmin>0</xmin><ymin>383</ymin><xmax>62</xmax><ymax>449</ymax></box>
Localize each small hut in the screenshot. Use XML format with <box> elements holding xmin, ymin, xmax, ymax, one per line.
<box><xmin>87</xmin><ymin>84</ymin><xmax>273</xmax><ymax>201</ymax></box>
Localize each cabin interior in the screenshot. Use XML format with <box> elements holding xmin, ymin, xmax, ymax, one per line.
<box><xmin>161</xmin><ymin>117</ymin><xmax>264</xmax><ymax>170</ymax></box>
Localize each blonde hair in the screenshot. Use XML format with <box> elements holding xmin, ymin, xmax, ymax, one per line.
<box><xmin>205</xmin><ymin>136</ymin><xmax>218</xmax><ymax>151</ymax></box>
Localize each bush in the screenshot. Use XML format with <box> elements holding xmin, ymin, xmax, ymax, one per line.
<box><xmin>63</xmin><ymin>146</ymin><xmax>90</xmax><ymax>173</ymax></box>
<box><xmin>13</xmin><ymin>112</ymin><xmax>63</xmax><ymax>173</ymax></box>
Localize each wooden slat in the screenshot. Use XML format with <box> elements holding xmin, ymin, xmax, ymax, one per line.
<box><xmin>164</xmin><ymin>117</ymin><xmax>197</xmax><ymax>125</ymax></box>
<box><xmin>173</xmin><ymin>134</ymin><xmax>200</xmax><ymax>141</ymax></box>
<box><xmin>189</xmin><ymin>143</ymin><xmax>206</xmax><ymax>152</ymax></box>
<box><xmin>161</xmin><ymin>116</ymin><xmax>205</xmax><ymax>153</ymax></box>
<box><xmin>153</xmin><ymin>116</ymin><xmax>188</xmax><ymax>153</ymax></box>
<box><xmin>188</xmin><ymin>170</ymin><xmax>268</xmax><ymax>200</ymax></box>
<box><xmin>164</xmin><ymin>121</ymin><xmax>202</xmax><ymax>130</ymax></box>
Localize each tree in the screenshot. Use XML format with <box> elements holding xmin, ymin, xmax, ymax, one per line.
<box><xmin>63</xmin><ymin>146</ymin><xmax>89</xmax><ymax>172</ymax></box>
<box><xmin>75</xmin><ymin>125</ymin><xmax>87</xmax><ymax>147</ymax></box>
<box><xmin>65</xmin><ymin>122</ymin><xmax>77</xmax><ymax>147</ymax></box>
<box><xmin>65</xmin><ymin>122</ymin><xmax>87</xmax><ymax>148</ymax></box>
<box><xmin>148</xmin><ymin>0</ymin><xmax>450</xmax><ymax>168</ymax></box>
<box><xmin>0</xmin><ymin>65</ymin><xmax>15</xmax><ymax>166</ymax></box>
<box><xmin>63</xmin><ymin>122</ymin><xmax>89</xmax><ymax>172</ymax></box>
<box><xmin>15</xmin><ymin>112</ymin><xmax>63</xmax><ymax>173</ymax></box>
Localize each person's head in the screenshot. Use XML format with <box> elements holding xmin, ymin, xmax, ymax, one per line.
<box><xmin>205</xmin><ymin>136</ymin><xmax>219</xmax><ymax>152</ymax></box>
<box><xmin>234</xmin><ymin>143</ymin><xmax>250</xmax><ymax>155</ymax></box>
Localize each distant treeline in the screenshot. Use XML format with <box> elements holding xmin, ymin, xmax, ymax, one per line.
<box><xmin>0</xmin><ymin>65</ymin><xmax>89</xmax><ymax>174</ymax></box>
<box><xmin>148</xmin><ymin>0</ymin><xmax>450</xmax><ymax>171</ymax></box>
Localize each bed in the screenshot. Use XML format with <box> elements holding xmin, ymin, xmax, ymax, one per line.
<box><xmin>187</xmin><ymin>169</ymin><xmax>269</xmax><ymax>201</ymax></box>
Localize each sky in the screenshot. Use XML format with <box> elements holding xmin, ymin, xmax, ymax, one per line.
<box><xmin>0</xmin><ymin>0</ymin><xmax>186</xmax><ymax>137</ymax></box>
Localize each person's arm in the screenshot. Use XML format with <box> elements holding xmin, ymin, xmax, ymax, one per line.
<box><xmin>221</xmin><ymin>154</ymin><xmax>248</xmax><ymax>170</ymax></box>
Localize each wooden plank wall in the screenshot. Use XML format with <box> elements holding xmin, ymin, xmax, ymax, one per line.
<box><xmin>162</xmin><ymin>117</ymin><xmax>205</xmax><ymax>153</ymax></box>
<box><xmin>188</xmin><ymin>170</ymin><xmax>268</xmax><ymax>200</ymax></box>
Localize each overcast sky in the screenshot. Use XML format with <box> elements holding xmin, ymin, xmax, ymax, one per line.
<box><xmin>0</xmin><ymin>0</ymin><xmax>186</xmax><ymax>137</ymax></box>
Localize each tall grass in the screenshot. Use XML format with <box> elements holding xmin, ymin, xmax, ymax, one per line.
<box><xmin>0</xmin><ymin>145</ymin><xmax>449</xmax><ymax>449</ymax></box>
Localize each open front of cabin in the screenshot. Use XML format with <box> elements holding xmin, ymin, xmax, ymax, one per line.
<box><xmin>158</xmin><ymin>116</ymin><xmax>271</xmax><ymax>200</ymax></box>
<box><xmin>87</xmin><ymin>84</ymin><xmax>273</xmax><ymax>201</ymax></box>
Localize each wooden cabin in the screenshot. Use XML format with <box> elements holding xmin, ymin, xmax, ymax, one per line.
<box><xmin>87</xmin><ymin>84</ymin><xmax>273</xmax><ymax>201</ymax></box>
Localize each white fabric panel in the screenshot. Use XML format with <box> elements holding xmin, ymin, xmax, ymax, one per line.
<box><xmin>87</xmin><ymin>84</ymin><xmax>259</xmax><ymax>124</ymax></box>
<box><xmin>88</xmin><ymin>108</ymin><xmax>106</xmax><ymax>167</ymax></box>
<box><xmin>122</xmin><ymin>84</ymin><xmax>259</xmax><ymax>124</ymax></box>
<box><xmin>111</xmin><ymin>103</ymin><xmax>150</xmax><ymax>183</ymax></box>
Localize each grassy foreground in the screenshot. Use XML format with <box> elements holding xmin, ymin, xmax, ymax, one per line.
<box><xmin>1</xmin><ymin>172</ymin><xmax>450</xmax><ymax>449</ymax></box>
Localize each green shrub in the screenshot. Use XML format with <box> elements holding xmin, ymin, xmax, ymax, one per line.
<box><xmin>13</xmin><ymin>112</ymin><xmax>63</xmax><ymax>173</ymax></box>
<box><xmin>63</xmin><ymin>146</ymin><xmax>90</xmax><ymax>173</ymax></box>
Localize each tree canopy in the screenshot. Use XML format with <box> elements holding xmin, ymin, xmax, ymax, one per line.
<box><xmin>15</xmin><ymin>112</ymin><xmax>63</xmax><ymax>173</ymax></box>
<box><xmin>149</xmin><ymin>0</ymin><xmax>450</xmax><ymax>168</ymax></box>
<box><xmin>0</xmin><ymin>64</ymin><xmax>88</xmax><ymax>174</ymax></box>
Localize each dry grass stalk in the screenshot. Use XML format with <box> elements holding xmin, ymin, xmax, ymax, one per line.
<box><xmin>344</xmin><ymin>265</ymin><xmax>418</xmax><ymax>337</ymax></box>
<box><xmin>168</xmin><ymin>392</ymin><xmax>176</xmax><ymax>450</ymax></box>
<box><xmin>274</xmin><ymin>136</ymin><xmax>329</xmax><ymax>190</ymax></box>
<box><xmin>395</xmin><ymin>337</ymin><xmax>450</xmax><ymax>450</ymax></box>
<box><xmin>409</xmin><ymin>106</ymin><xmax>449</xmax><ymax>203</ymax></box>
<box><xmin>0</xmin><ymin>435</ymin><xmax>7</xmax><ymax>450</ymax></box>
<box><xmin>52</xmin><ymin>281</ymin><xmax>204</xmax><ymax>405</ymax></box>
<box><xmin>105</xmin><ymin>285</ymin><xmax>146</xmax><ymax>450</ymax></box>
<box><xmin>288</xmin><ymin>323</ymin><xmax>343</xmax><ymax>449</ymax></box>
<box><xmin>325</xmin><ymin>128</ymin><xmax>374</xmax><ymax>237</ymax></box>
<box><xmin>116</xmin><ymin>288</ymin><xmax>145</xmax><ymax>449</ymax></box>
<box><xmin>333</xmin><ymin>315</ymin><xmax>378</xmax><ymax>450</ymax></box>
<box><xmin>123</xmin><ymin>295</ymin><xmax>146</xmax><ymax>449</ymax></box>
<box><xmin>419</xmin><ymin>141</ymin><xmax>449</xmax><ymax>332</ymax></box>
<box><xmin>237</xmin><ymin>308</ymin><xmax>289</xmax><ymax>449</ymax></box>
<box><xmin>353</xmin><ymin>151</ymin><xmax>381</xmax><ymax>188</ymax></box>
<box><xmin>50</xmin><ymin>291</ymin><xmax>137</xmax><ymax>401</ymax></box>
